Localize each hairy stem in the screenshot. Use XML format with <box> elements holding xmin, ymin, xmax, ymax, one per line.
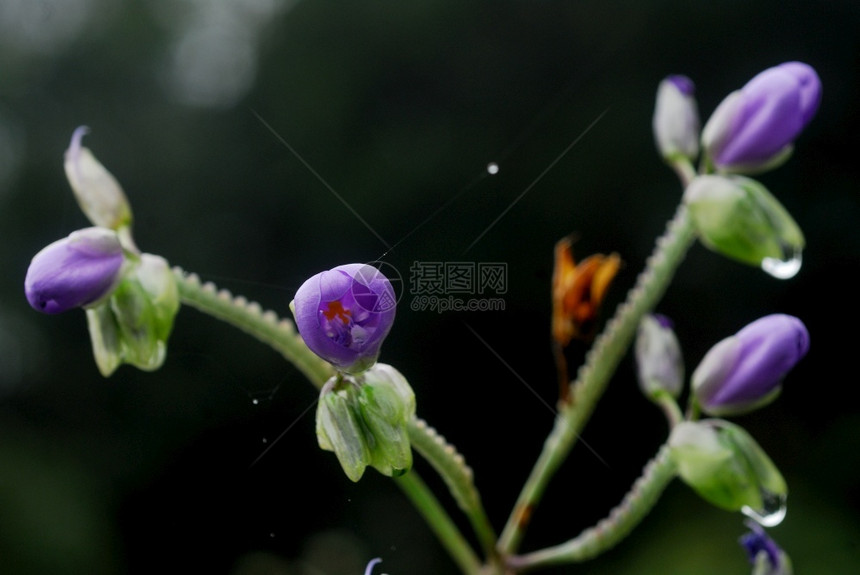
<box><xmin>173</xmin><ymin>268</ymin><xmax>487</xmax><ymax>572</ymax></box>
<box><xmin>499</xmin><ymin>204</ymin><xmax>696</xmax><ymax>553</ymax></box>
<box><xmin>506</xmin><ymin>445</ymin><xmax>676</xmax><ymax>571</ymax></box>
<box><xmin>409</xmin><ymin>418</ymin><xmax>499</xmax><ymax>563</ymax></box>
<box><xmin>173</xmin><ymin>268</ymin><xmax>334</xmax><ymax>387</ymax></box>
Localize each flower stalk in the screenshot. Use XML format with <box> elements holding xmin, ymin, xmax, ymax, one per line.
<box><xmin>172</xmin><ymin>267</ymin><xmax>496</xmax><ymax>570</ymax></box>
<box><xmin>506</xmin><ymin>445</ymin><xmax>676</xmax><ymax>570</ymax></box>
<box><xmin>499</xmin><ymin>201</ymin><xmax>697</xmax><ymax>553</ymax></box>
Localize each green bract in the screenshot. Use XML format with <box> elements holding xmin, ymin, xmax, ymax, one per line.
<box><xmin>64</xmin><ymin>126</ymin><xmax>133</xmax><ymax>231</ymax></box>
<box><xmin>86</xmin><ymin>253</ymin><xmax>180</xmax><ymax>377</ymax></box>
<box><xmin>316</xmin><ymin>363</ymin><xmax>415</xmax><ymax>482</ymax></box>
<box><xmin>684</xmin><ymin>175</ymin><xmax>804</xmax><ymax>271</ymax></box>
<box><xmin>669</xmin><ymin>420</ymin><xmax>787</xmax><ymax>515</ymax></box>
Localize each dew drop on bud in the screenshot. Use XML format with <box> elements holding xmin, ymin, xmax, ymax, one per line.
<box><xmin>486</xmin><ymin>162</ymin><xmax>499</xmax><ymax>175</ymax></box>
<box><xmin>742</xmin><ymin>491</ymin><xmax>787</xmax><ymax>527</ymax></box>
<box><xmin>761</xmin><ymin>250</ymin><xmax>802</xmax><ymax>279</ymax></box>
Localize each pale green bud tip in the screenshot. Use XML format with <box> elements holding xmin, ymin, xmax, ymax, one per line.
<box><xmin>64</xmin><ymin>126</ymin><xmax>132</xmax><ymax>230</ymax></box>
<box><xmin>316</xmin><ymin>364</ymin><xmax>415</xmax><ymax>482</ymax></box>
<box><xmin>684</xmin><ymin>175</ymin><xmax>804</xmax><ymax>274</ymax></box>
<box><xmin>653</xmin><ymin>75</ymin><xmax>700</xmax><ymax>162</ymax></box>
<box><xmin>635</xmin><ymin>313</ymin><xmax>684</xmax><ymax>399</ymax></box>
<box><xmin>669</xmin><ymin>420</ymin><xmax>787</xmax><ymax>515</ymax></box>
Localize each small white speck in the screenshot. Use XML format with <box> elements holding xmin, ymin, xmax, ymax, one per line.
<box><xmin>486</xmin><ymin>162</ymin><xmax>499</xmax><ymax>175</ymax></box>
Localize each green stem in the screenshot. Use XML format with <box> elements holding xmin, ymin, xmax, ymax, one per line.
<box><xmin>498</xmin><ymin>204</ymin><xmax>696</xmax><ymax>553</ymax></box>
<box><xmin>408</xmin><ymin>418</ymin><xmax>499</xmax><ymax>563</ymax></box>
<box><xmin>173</xmin><ymin>268</ymin><xmax>334</xmax><ymax>388</ymax></box>
<box><xmin>173</xmin><ymin>268</ymin><xmax>487</xmax><ymax>572</ymax></box>
<box><xmin>506</xmin><ymin>445</ymin><xmax>676</xmax><ymax>571</ymax></box>
<box><xmin>394</xmin><ymin>471</ymin><xmax>484</xmax><ymax>575</ymax></box>
<box><xmin>653</xmin><ymin>391</ymin><xmax>684</xmax><ymax>429</ymax></box>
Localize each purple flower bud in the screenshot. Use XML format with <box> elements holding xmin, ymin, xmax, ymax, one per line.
<box><xmin>702</xmin><ymin>62</ymin><xmax>821</xmax><ymax>172</ymax></box>
<box><xmin>653</xmin><ymin>74</ymin><xmax>701</xmax><ymax>161</ymax></box>
<box><xmin>635</xmin><ymin>313</ymin><xmax>684</xmax><ymax>399</ymax></box>
<box><xmin>293</xmin><ymin>264</ymin><xmax>396</xmax><ymax>374</ymax></box>
<box><xmin>25</xmin><ymin>227</ymin><xmax>124</xmax><ymax>314</ymax></box>
<box><xmin>693</xmin><ymin>314</ymin><xmax>809</xmax><ymax>416</ymax></box>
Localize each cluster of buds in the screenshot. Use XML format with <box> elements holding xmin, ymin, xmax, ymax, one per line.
<box><xmin>24</xmin><ymin>127</ymin><xmax>179</xmax><ymax>376</ymax></box>
<box><xmin>636</xmin><ymin>313</ymin><xmax>809</xmax><ymax>417</ymax></box>
<box><xmin>653</xmin><ymin>62</ymin><xmax>821</xmax><ymax>277</ymax></box>
<box><xmin>636</xmin><ymin>313</ymin><xmax>807</xmax><ymax>562</ymax></box>
<box><xmin>292</xmin><ymin>264</ymin><xmax>413</xmax><ymax>481</ymax></box>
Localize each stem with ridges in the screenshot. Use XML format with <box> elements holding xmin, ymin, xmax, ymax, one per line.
<box><xmin>173</xmin><ymin>267</ymin><xmax>334</xmax><ymax>388</ymax></box>
<box><xmin>173</xmin><ymin>267</ymin><xmax>487</xmax><ymax>572</ymax></box>
<box><xmin>409</xmin><ymin>418</ymin><xmax>499</xmax><ymax>564</ymax></box>
<box><xmin>499</xmin><ymin>204</ymin><xmax>696</xmax><ymax>553</ymax></box>
<box><xmin>506</xmin><ymin>445</ymin><xmax>676</xmax><ymax>571</ymax></box>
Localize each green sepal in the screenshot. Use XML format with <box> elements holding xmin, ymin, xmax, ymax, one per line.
<box><xmin>315</xmin><ymin>364</ymin><xmax>416</xmax><ymax>482</ymax></box>
<box><xmin>684</xmin><ymin>175</ymin><xmax>804</xmax><ymax>269</ymax></box>
<box><xmin>85</xmin><ymin>303</ymin><xmax>123</xmax><ymax>377</ymax></box>
<box><xmin>84</xmin><ymin>253</ymin><xmax>180</xmax><ymax>376</ymax></box>
<box><xmin>358</xmin><ymin>364</ymin><xmax>416</xmax><ymax>477</ymax></box>
<box><xmin>669</xmin><ymin>420</ymin><xmax>786</xmax><ymax>514</ymax></box>
<box><xmin>316</xmin><ymin>377</ymin><xmax>372</xmax><ymax>482</ymax></box>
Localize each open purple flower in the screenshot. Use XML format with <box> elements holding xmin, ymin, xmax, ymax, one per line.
<box><xmin>25</xmin><ymin>227</ymin><xmax>124</xmax><ymax>314</ymax></box>
<box><xmin>702</xmin><ymin>62</ymin><xmax>821</xmax><ymax>172</ymax></box>
<box><xmin>293</xmin><ymin>264</ymin><xmax>396</xmax><ymax>374</ymax></box>
<box><xmin>692</xmin><ymin>314</ymin><xmax>809</xmax><ymax>416</ymax></box>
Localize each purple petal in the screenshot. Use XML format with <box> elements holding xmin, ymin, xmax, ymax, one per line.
<box><xmin>707</xmin><ymin>314</ymin><xmax>809</xmax><ymax>407</ymax></box>
<box><xmin>667</xmin><ymin>74</ymin><xmax>695</xmax><ymax>96</ymax></box>
<box><xmin>740</xmin><ymin>521</ymin><xmax>782</xmax><ymax>568</ymax></box>
<box><xmin>710</xmin><ymin>62</ymin><xmax>821</xmax><ymax>169</ymax></box>
<box><xmin>25</xmin><ymin>227</ymin><xmax>124</xmax><ymax>314</ymax></box>
<box><xmin>364</xmin><ymin>558</ymin><xmax>382</xmax><ymax>575</ymax></box>
<box><xmin>294</xmin><ymin>264</ymin><xmax>396</xmax><ymax>372</ymax></box>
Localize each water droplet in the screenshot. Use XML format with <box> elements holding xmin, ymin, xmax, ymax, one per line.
<box><xmin>761</xmin><ymin>250</ymin><xmax>802</xmax><ymax>279</ymax></box>
<box><xmin>486</xmin><ymin>162</ymin><xmax>499</xmax><ymax>175</ymax></box>
<box><xmin>742</xmin><ymin>491</ymin><xmax>786</xmax><ymax>527</ymax></box>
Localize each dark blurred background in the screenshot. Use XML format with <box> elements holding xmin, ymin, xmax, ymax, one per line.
<box><xmin>2</xmin><ymin>1</ymin><xmax>859</xmax><ymax>574</ymax></box>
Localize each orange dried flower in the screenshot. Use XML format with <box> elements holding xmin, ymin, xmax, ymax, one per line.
<box><xmin>551</xmin><ymin>237</ymin><xmax>621</xmax><ymax>347</ymax></box>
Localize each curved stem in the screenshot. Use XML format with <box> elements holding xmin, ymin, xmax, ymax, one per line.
<box><xmin>173</xmin><ymin>268</ymin><xmax>488</xmax><ymax>573</ymax></box>
<box><xmin>498</xmin><ymin>204</ymin><xmax>696</xmax><ymax>553</ymax></box>
<box><xmin>394</xmin><ymin>471</ymin><xmax>484</xmax><ymax>575</ymax></box>
<box><xmin>653</xmin><ymin>391</ymin><xmax>684</xmax><ymax>429</ymax></box>
<box><xmin>506</xmin><ymin>445</ymin><xmax>676</xmax><ymax>571</ymax></box>
<box><xmin>173</xmin><ymin>268</ymin><xmax>334</xmax><ymax>388</ymax></box>
<box><xmin>409</xmin><ymin>418</ymin><xmax>499</xmax><ymax>564</ymax></box>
